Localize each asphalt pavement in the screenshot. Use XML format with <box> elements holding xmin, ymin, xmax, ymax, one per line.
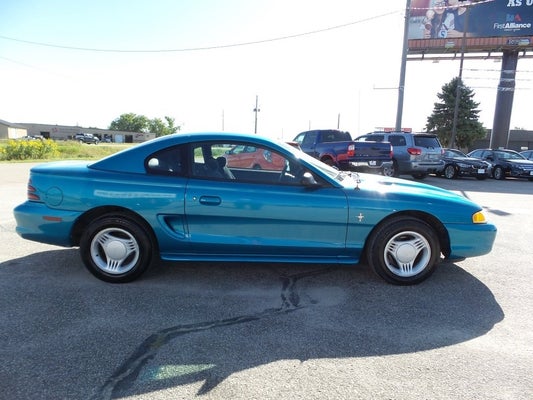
<box><xmin>0</xmin><ymin>162</ymin><xmax>532</xmax><ymax>400</ymax></box>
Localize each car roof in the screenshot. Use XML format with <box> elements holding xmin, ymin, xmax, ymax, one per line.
<box><xmin>88</xmin><ymin>132</ymin><xmax>289</xmax><ymax>174</ymax></box>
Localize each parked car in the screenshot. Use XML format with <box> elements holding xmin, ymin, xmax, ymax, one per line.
<box><xmin>19</xmin><ymin>135</ymin><xmax>45</xmax><ymax>141</ymax></box>
<box><xmin>355</xmin><ymin>131</ymin><xmax>444</xmax><ymax>179</ymax></box>
<box><xmin>13</xmin><ymin>132</ymin><xmax>496</xmax><ymax>285</ymax></box>
<box><xmin>224</xmin><ymin>144</ymin><xmax>285</xmax><ymax>170</ymax></box>
<box><xmin>293</xmin><ymin>129</ymin><xmax>392</xmax><ymax>174</ymax></box>
<box><xmin>519</xmin><ymin>149</ymin><xmax>533</xmax><ymax>160</ymax></box>
<box><xmin>467</xmin><ymin>148</ymin><xmax>533</xmax><ymax>180</ymax></box>
<box><xmin>438</xmin><ymin>148</ymin><xmax>492</xmax><ymax>180</ymax></box>
<box><xmin>75</xmin><ymin>133</ymin><xmax>99</xmax><ymax>144</ymax></box>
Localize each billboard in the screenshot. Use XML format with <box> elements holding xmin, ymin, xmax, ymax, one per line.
<box><xmin>408</xmin><ymin>0</ymin><xmax>533</xmax><ymax>55</ymax></box>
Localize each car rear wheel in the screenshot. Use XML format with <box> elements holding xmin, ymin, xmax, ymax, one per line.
<box><xmin>444</xmin><ymin>164</ymin><xmax>457</xmax><ymax>179</ymax></box>
<box><xmin>382</xmin><ymin>160</ymin><xmax>399</xmax><ymax>177</ymax></box>
<box><xmin>366</xmin><ymin>217</ymin><xmax>440</xmax><ymax>285</ymax></box>
<box><xmin>80</xmin><ymin>214</ymin><xmax>153</xmax><ymax>283</ymax></box>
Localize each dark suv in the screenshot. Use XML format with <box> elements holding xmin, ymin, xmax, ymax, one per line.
<box><xmin>355</xmin><ymin>131</ymin><xmax>444</xmax><ymax>179</ymax></box>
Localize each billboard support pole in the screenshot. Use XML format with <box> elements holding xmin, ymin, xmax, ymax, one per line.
<box><xmin>450</xmin><ymin>5</ymin><xmax>471</xmax><ymax>149</ymax></box>
<box><xmin>490</xmin><ymin>51</ymin><xmax>518</xmax><ymax>149</ymax></box>
<box><xmin>395</xmin><ymin>0</ymin><xmax>411</xmax><ymax>132</ymax></box>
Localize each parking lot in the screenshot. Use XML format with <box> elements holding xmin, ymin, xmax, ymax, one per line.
<box><xmin>1</xmin><ymin>162</ymin><xmax>532</xmax><ymax>400</ymax></box>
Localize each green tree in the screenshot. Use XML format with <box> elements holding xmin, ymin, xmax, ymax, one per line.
<box><xmin>425</xmin><ymin>77</ymin><xmax>486</xmax><ymax>149</ymax></box>
<box><xmin>148</xmin><ymin>116</ymin><xmax>180</xmax><ymax>137</ymax></box>
<box><xmin>109</xmin><ymin>113</ymin><xmax>179</xmax><ymax>137</ymax></box>
<box><xmin>109</xmin><ymin>113</ymin><xmax>150</xmax><ymax>132</ymax></box>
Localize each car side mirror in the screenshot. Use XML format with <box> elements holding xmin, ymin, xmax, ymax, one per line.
<box><xmin>301</xmin><ymin>172</ymin><xmax>319</xmax><ymax>186</ymax></box>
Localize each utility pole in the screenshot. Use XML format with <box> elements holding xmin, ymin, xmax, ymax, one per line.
<box><xmin>395</xmin><ymin>0</ymin><xmax>411</xmax><ymax>131</ymax></box>
<box><xmin>253</xmin><ymin>95</ymin><xmax>260</xmax><ymax>134</ymax></box>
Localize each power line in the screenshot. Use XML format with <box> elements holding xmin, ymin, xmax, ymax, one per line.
<box><xmin>0</xmin><ymin>11</ymin><xmax>401</xmax><ymax>53</ymax></box>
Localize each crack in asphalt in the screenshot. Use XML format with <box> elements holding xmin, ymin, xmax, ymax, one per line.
<box><xmin>89</xmin><ymin>266</ymin><xmax>335</xmax><ymax>400</ymax></box>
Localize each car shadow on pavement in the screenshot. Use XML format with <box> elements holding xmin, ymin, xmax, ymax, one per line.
<box><xmin>0</xmin><ymin>250</ymin><xmax>504</xmax><ymax>400</ymax></box>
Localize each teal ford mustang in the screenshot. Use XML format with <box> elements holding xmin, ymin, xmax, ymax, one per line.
<box><xmin>14</xmin><ymin>132</ymin><xmax>496</xmax><ymax>284</ymax></box>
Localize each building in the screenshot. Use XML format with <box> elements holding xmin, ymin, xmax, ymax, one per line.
<box><xmin>0</xmin><ymin>119</ymin><xmax>154</xmax><ymax>143</ymax></box>
<box><xmin>471</xmin><ymin>130</ymin><xmax>533</xmax><ymax>152</ymax></box>
<box><xmin>0</xmin><ymin>119</ymin><xmax>27</xmax><ymax>140</ymax></box>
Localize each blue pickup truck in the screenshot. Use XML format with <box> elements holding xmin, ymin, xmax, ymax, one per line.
<box><xmin>293</xmin><ymin>129</ymin><xmax>392</xmax><ymax>173</ymax></box>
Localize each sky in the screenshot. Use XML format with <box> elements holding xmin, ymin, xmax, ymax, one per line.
<box><xmin>2</xmin><ymin>0</ymin><xmax>533</xmax><ymax>141</ymax></box>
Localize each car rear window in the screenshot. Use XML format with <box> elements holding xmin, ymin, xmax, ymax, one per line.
<box><xmin>322</xmin><ymin>131</ymin><xmax>351</xmax><ymax>142</ymax></box>
<box><xmin>414</xmin><ymin>136</ymin><xmax>441</xmax><ymax>148</ymax></box>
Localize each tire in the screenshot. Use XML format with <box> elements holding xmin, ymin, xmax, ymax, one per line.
<box><xmin>383</xmin><ymin>160</ymin><xmax>399</xmax><ymax>177</ymax></box>
<box><xmin>321</xmin><ymin>157</ymin><xmax>335</xmax><ymax>167</ymax></box>
<box><xmin>493</xmin><ymin>166</ymin><xmax>505</xmax><ymax>180</ymax></box>
<box><xmin>366</xmin><ymin>217</ymin><xmax>440</xmax><ymax>285</ymax></box>
<box><xmin>80</xmin><ymin>214</ymin><xmax>153</xmax><ymax>283</ymax></box>
<box><xmin>444</xmin><ymin>164</ymin><xmax>457</xmax><ymax>179</ymax></box>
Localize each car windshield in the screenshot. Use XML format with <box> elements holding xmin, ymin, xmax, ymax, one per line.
<box><xmin>445</xmin><ymin>149</ymin><xmax>466</xmax><ymax>157</ymax></box>
<box><xmin>277</xmin><ymin>141</ymin><xmax>353</xmax><ymax>182</ymax></box>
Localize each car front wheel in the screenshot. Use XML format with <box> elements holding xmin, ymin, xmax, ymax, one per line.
<box><xmin>80</xmin><ymin>214</ymin><xmax>153</xmax><ymax>283</ymax></box>
<box><xmin>444</xmin><ymin>164</ymin><xmax>457</xmax><ymax>179</ymax></box>
<box><xmin>366</xmin><ymin>217</ymin><xmax>440</xmax><ymax>285</ymax></box>
<box><xmin>493</xmin><ymin>166</ymin><xmax>505</xmax><ymax>180</ymax></box>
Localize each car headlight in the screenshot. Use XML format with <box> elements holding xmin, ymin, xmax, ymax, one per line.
<box><xmin>472</xmin><ymin>211</ymin><xmax>487</xmax><ymax>224</ymax></box>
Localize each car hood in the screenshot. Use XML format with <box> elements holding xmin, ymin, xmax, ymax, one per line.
<box><xmin>339</xmin><ymin>172</ymin><xmax>477</xmax><ymax>208</ymax></box>
<box><xmin>506</xmin><ymin>159</ymin><xmax>533</xmax><ymax>166</ymax></box>
<box><xmin>446</xmin><ymin>156</ymin><xmax>485</xmax><ymax>163</ymax></box>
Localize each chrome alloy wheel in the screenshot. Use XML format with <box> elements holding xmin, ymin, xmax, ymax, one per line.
<box><xmin>383</xmin><ymin>230</ymin><xmax>431</xmax><ymax>277</ymax></box>
<box><xmin>90</xmin><ymin>227</ymin><xmax>140</xmax><ymax>275</ymax></box>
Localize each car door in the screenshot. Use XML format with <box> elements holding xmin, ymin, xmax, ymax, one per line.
<box><xmin>183</xmin><ymin>141</ymin><xmax>349</xmax><ymax>260</ymax></box>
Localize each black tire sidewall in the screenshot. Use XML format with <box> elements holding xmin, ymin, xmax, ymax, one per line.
<box><xmin>444</xmin><ymin>165</ymin><xmax>456</xmax><ymax>179</ymax></box>
<box><xmin>366</xmin><ymin>218</ymin><xmax>440</xmax><ymax>285</ymax></box>
<box><xmin>80</xmin><ymin>215</ymin><xmax>152</xmax><ymax>283</ymax></box>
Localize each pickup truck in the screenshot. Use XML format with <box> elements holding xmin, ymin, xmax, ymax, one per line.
<box><xmin>292</xmin><ymin>129</ymin><xmax>392</xmax><ymax>173</ymax></box>
<box><xmin>75</xmin><ymin>133</ymin><xmax>99</xmax><ymax>144</ymax></box>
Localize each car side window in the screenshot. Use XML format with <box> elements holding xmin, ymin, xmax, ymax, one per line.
<box><xmin>388</xmin><ymin>135</ymin><xmax>406</xmax><ymax>146</ymax></box>
<box><xmin>190</xmin><ymin>141</ymin><xmax>311</xmax><ymax>185</ymax></box>
<box><xmin>146</xmin><ymin>146</ymin><xmax>184</xmax><ymax>176</ymax></box>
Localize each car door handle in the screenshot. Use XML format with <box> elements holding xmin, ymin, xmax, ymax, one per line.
<box><xmin>199</xmin><ymin>196</ymin><xmax>222</xmax><ymax>206</ymax></box>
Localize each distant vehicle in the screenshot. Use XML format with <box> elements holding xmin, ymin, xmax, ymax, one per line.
<box><xmin>293</xmin><ymin>129</ymin><xmax>392</xmax><ymax>174</ymax></box>
<box><xmin>519</xmin><ymin>150</ymin><xmax>533</xmax><ymax>161</ymax></box>
<box><xmin>355</xmin><ymin>131</ymin><xmax>444</xmax><ymax>179</ymax></box>
<box><xmin>438</xmin><ymin>148</ymin><xmax>492</xmax><ymax>180</ymax></box>
<box><xmin>19</xmin><ymin>135</ymin><xmax>45</xmax><ymax>141</ymax></box>
<box><xmin>224</xmin><ymin>145</ymin><xmax>285</xmax><ymax>170</ymax></box>
<box><xmin>75</xmin><ymin>133</ymin><xmax>99</xmax><ymax>144</ymax></box>
<box><xmin>13</xmin><ymin>132</ymin><xmax>496</xmax><ymax>285</ymax></box>
<box><xmin>467</xmin><ymin>148</ymin><xmax>533</xmax><ymax>181</ymax></box>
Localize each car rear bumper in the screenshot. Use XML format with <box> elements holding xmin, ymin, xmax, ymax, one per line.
<box><xmin>13</xmin><ymin>202</ymin><xmax>81</xmax><ymax>247</ymax></box>
<box><xmin>398</xmin><ymin>160</ymin><xmax>445</xmax><ymax>174</ymax></box>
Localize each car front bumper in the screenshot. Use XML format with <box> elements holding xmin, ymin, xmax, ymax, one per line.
<box><xmin>446</xmin><ymin>221</ymin><xmax>497</xmax><ymax>259</ymax></box>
